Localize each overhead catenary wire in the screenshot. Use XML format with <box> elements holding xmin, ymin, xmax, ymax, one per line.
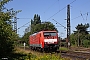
<box><xmin>46</xmin><ymin>0</ymin><xmax>76</xmax><ymax>21</ymax></box>
<box><xmin>69</xmin><ymin>0</ymin><xmax>76</xmax><ymax>5</ymax></box>
<box><xmin>18</xmin><ymin>0</ymin><xmax>76</xmax><ymax>31</ymax></box>
<box><xmin>52</xmin><ymin>19</ymin><xmax>67</xmax><ymax>29</ymax></box>
<box><xmin>43</xmin><ymin>0</ymin><xmax>60</xmax><ymax>20</ymax></box>
<box><xmin>45</xmin><ymin>0</ymin><xmax>76</xmax><ymax>31</ymax></box>
<box><xmin>45</xmin><ymin>0</ymin><xmax>76</xmax><ymax>32</ymax></box>
<box><xmin>86</xmin><ymin>12</ymin><xmax>88</xmax><ymax>20</ymax></box>
<box><xmin>71</xmin><ymin>12</ymin><xmax>90</xmax><ymax>20</ymax></box>
<box><xmin>46</xmin><ymin>6</ymin><xmax>66</xmax><ymax>20</ymax></box>
<box><xmin>80</xmin><ymin>11</ymin><xmax>85</xmax><ymax>20</ymax></box>
<box><xmin>44</xmin><ymin>0</ymin><xmax>58</xmax><ymax>14</ymax></box>
<box><xmin>18</xmin><ymin>0</ymin><xmax>77</xmax><ymax>35</ymax></box>
<box><xmin>17</xmin><ymin>21</ymin><xmax>30</xmax><ymax>30</ymax></box>
<box><xmin>17</xmin><ymin>18</ymin><xmax>31</xmax><ymax>19</ymax></box>
<box><xmin>64</xmin><ymin>12</ymin><xmax>89</xmax><ymax>31</ymax></box>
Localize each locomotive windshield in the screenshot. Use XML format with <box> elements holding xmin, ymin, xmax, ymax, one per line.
<box><xmin>44</xmin><ymin>32</ymin><xmax>56</xmax><ymax>37</ymax></box>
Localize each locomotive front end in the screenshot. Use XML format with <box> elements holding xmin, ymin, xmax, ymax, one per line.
<box><xmin>43</xmin><ymin>31</ymin><xmax>59</xmax><ymax>51</ymax></box>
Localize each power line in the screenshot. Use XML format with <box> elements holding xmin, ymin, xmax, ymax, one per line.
<box><xmin>45</xmin><ymin>0</ymin><xmax>76</xmax><ymax>31</ymax></box>
<box><xmin>17</xmin><ymin>18</ymin><xmax>31</xmax><ymax>19</ymax></box>
<box><xmin>80</xmin><ymin>11</ymin><xmax>85</xmax><ymax>20</ymax></box>
<box><xmin>17</xmin><ymin>21</ymin><xmax>30</xmax><ymax>30</ymax></box>
<box><xmin>46</xmin><ymin>0</ymin><xmax>76</xmax><ymax>21</ymax></box>
<box><xmin>18</xmin><ymin>0</ymin><xmax>76</xmax><ymax>30</ymax></box>
<box><xmin>69</xmin><ymin>0</ymin><xmax>76</xmax><ymax>4</ymax></box>
<box><xmin>18</xmin><ymin>0</ymin><xmax>76</xmax><ymax>34</ymax></box>
<box><xmin>71</xmin><ymin>12</ymin><xmax>90</xmax><ymax>20</ymax></box>
<box><xmin>86</xmin><ymin>12</ymin><xmax>88</xmax><ymax>20</ymax></box>
<box><xmin>43</xmin><ymin>0</ymin><xmax>59</xmax><ymax>20</ymax></box>
<box><xmin>46</xmin><ymin>6</ymin><xmax>66</xmax><ymax>20</ymax></box>
<box><xmin>52</xmin><ymin>19</ymin><xmax>67</xmax><ymax>29</ymax></box>
<box><xmin>44</xmin><ymin>0</ymin><xmax>58</xmax><ymax>13</ymax></box>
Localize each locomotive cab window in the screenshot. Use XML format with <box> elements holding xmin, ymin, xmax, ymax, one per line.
<box><xmin>44</xmin><ymin>32</ymin><xmax>56</xmax><ymax>37</ymax></box>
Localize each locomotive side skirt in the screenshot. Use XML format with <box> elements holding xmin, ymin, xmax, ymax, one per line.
<box><xmin>30</xmin><ymin>44</ymin><xmax>42</xmax><ymax>48</ymax></box>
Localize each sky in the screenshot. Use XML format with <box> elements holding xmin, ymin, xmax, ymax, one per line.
<box><xmin>5</xmin><ymin>0</ymin><xmax>90</xmax><ymax>38</ymax></box>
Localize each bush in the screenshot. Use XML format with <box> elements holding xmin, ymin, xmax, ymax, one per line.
<box><xmin>83</xmin><ymin>40</ymin><xmax>90</xmax><ymax>48</ymax></box>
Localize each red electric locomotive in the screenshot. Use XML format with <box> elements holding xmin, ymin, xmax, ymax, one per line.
<box><xmin>29</xmin><ymin>30</ymin><xmax>59</xmax><ymax>52</ymax></box>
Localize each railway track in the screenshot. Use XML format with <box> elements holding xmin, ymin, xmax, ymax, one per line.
<box><xmin>61</xmin><ymin>51</ymin><xmax>90</xmax><ymax>60</ymax></box>
<box><xmin>18</xmin><ymin>46</ymin><xmax>90</xmax><ymax>60</ymax></box>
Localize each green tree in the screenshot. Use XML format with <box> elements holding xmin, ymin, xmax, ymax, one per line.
<box><xmin>70</xmin><ymin>33</ymin><xmax>77</xmax><ymax>46</ymax></box>
<box><xmin>31</xmin><ymin>14</ymin><xmax>57</xmax><ymax>34</ymax></box>
<box><xmin>21</xmin><ymin>32</ymin><xmax>32</xmax><ymax>45</ymax></box>
<box><xmin>32</xmin><ymin>14</ymin><xmax>41</xmax><ymax>25</ymax></box>
<box><xmin>31</xmin><ymin>21</ymin><xmax>58</xmax><ymax>34</ymax></box>
<box><xmin>0</xmin><ymin>11</ymin><xmax>13</xmax><ymax>58</ymax></box>
<box><xmin>70</xmin><ymin>23</ymin><xmax>90</xmax><ymax>47</ymax></box>
<box><xmin>74</xmin><ymin>23</ymin><xmax>89</xmax><ymax>34</ymax></box>
<box><xmin>0</xmin><ymin>0</ymin><xmax>20</xmax><ymax>59</ymax></box>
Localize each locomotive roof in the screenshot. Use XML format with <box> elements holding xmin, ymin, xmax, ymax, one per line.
<box><xmin>30</xmin><ymin>30</ymin><xmax>57</xmax><ymax>36</ymax></box>
<box><xmin>41</xmin><ymin>30</ymin><xmax>57</xmax><ymax>32</ymax></box>
<box><xmin>30</xmin><ymin>32</ymin><xmax>38</xmax><ymax>36</ymax></box>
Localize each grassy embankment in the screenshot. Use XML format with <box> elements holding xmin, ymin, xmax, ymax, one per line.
<box><xmin>14</xmin><ymin>47</ymin><xmax>71</xmax><ymax>60</ymax></box>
